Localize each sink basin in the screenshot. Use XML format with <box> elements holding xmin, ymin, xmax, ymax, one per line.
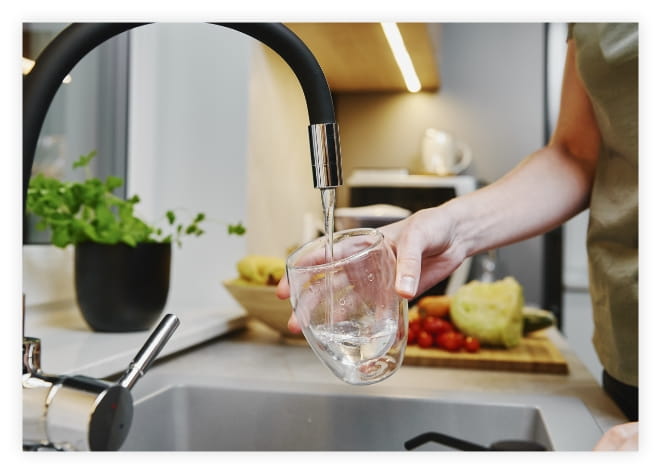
<box><xmin>121</xmin><ymin>377</ymin><xmax>603</xmax><ymax>451</ymax></box>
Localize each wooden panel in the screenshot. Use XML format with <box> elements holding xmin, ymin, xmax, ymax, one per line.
<box><xmin>286</xmin><ymin>23</ymin><xmax>440</xmax><ymax>92</ymax></box>
<box><xmin>398</xmin><ymin>23</ymin><xmax>441</xmax><ymax>91</ymax></box>
<box><xmin>404</xmin><ymin>330</ymin><xmax>570</xmax><ymax>375</ymax></box>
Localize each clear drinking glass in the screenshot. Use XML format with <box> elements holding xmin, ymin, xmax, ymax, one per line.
<box><xmin>286</xmin><ymin>228</ymin><xmax>408</xmax><ymax>385</ymax></box>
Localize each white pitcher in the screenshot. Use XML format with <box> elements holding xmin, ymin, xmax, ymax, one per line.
<box><xmin>420</xmin><ymin>128</ymin><xmax>471</xmax><ymax>176</ymax></box>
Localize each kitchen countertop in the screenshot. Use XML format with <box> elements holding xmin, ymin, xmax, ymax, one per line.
<box><xmin>23</xmin><ymin>300</ymin><xmax>628</xmax><ymax>445</ymax></box>
<box><xmin>23</xmin><ymin>302</ymin><xmax>248</xmax><ymax>378</ymax></box>
<box><xmin>128</xmin><ymin>319</ymin><xmax>628</xmax><ymax>436</ymax></box>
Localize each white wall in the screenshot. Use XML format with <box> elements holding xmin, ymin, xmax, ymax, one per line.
<box><xmin>128</xmin><ymin>23</ymin><xmax>251</xmax><ymax>310</ymax></box>
<box><xmin>335</xmin><ymin>23</ymin><xmax>546</xmax><ymax>305</ymax></box>
<box><xmin>243</xmin><ymin>46</ymin><xmax>323</xmax><ymax>258</ymax></box>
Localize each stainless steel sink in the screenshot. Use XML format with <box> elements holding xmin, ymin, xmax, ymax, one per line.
<box><xmin>121</xmin><ymin>376</ymin><xmax>604</xmax><ymax>451</ymax></box>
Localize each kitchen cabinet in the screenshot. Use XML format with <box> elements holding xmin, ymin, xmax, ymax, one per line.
<box><xmin>285</xmin><ymin>23</ymin><xmax>440</xmax><ymax>92</ymax></box>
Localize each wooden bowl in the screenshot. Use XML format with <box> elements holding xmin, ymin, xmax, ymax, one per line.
<box><xmin>223</xmin><ymin>279</ymin><xmax>302</xmax><ymax>339</ymax></box>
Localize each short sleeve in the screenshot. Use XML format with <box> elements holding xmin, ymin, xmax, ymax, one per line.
<box><xmin>566</xmin><ymin>23</ymin><xmax>575</xmax><ymax>42</ymax></box>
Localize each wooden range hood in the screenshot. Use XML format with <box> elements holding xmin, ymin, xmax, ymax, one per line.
<box><xmin>285</xmin><ymin>23</ymin><xmax>440</xmax><ymax>93</ymax></box>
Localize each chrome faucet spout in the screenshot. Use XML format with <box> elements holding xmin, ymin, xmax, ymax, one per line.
<box><xmin>309</xmin><ymin>122</ymin><xmax>343</xmax><ymax>188</ymax></box>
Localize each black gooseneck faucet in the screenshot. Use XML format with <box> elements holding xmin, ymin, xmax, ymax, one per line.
<box><xmin>23</xmin><ymin>22</ymin><xmax>343</xmax><ymax>206</ymax></box>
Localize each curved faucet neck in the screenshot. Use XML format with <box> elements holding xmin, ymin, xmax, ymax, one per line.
<box><xmin>23</xmin><ymin>22</ymin><xmax>342</xmax><ymax>204</ymax></box>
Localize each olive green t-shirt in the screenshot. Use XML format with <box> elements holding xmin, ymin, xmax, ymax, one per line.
<box><xmin>570</xmin><ymin>23</ymin><xmax>638</xmax><ymax>386</ymax></box>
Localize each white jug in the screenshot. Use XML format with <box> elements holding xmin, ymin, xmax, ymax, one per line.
<box><xmin>420</xmin><ymin>128</ymin><xmax>471</xmax><ymax>176</ymax></box>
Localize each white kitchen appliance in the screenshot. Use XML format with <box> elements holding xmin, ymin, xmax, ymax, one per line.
<box><xmin>334</xmin><ymin>203</ymin><xmax>411</xmax><ymax>230</ymax></box>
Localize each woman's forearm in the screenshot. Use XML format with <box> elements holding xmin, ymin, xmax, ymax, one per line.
<box><xmin>447</xmin><ymin>141</ymin><xmax>597</xmax><ymax>258</ymax></box>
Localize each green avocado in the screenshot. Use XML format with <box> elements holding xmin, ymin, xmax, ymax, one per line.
<box><xmin>522</xmin><ymin>307</ymin><xmax>556</xmax><ymax>335</ymax></box>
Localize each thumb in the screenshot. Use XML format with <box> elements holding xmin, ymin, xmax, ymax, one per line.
<box><xmin>394</xmin><ymin>232</ymin><xmax>424</xmax><ymax>299</ymax></box>
<box><xmin>395</xmin><ymin>255</ymin><xmax>421</xmax><ymax>299</ymax></box>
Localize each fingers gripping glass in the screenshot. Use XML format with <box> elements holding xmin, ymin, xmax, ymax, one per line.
<box><xmin>286</xmin><ymin>228</ymin><xmax>408</xmax><ymax>385</ymax></box>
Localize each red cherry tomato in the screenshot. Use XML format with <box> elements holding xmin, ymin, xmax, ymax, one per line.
<box><xmin>446</xmin><ymin>318</ymin><xmax>460</xmax><ymax>331</ymax></box>
<box><xmin>409</xmin><ymin>319</ymin><xmax>421</xmax><ymax>333</ymax></box>
<box><xmin>438</xmin><ymin>319</ymin><xmax>454</xmax><ymax>334</ymax></box>
<box><xmin>438</xmin><ymin>331</ymin><xmax>464</xmax><ymax>351</ymax></box>
<box><xmin>408</xmin><ymin>319</ymin><xmax>420</xmax><ymax>344</ymax></box>
<box><xmin>464</xmin><ymin>336</ymin><xmax>480</xmax><ymax>353</ymax></box>
<box><xmin>417</xmin><ymin>330</ymin><xmax>434</xmax><ymax>348</ymax></box>
<box><xmin>422</xmin><ymin>317</ymin><xmax>455</xmax><ymax>336</ymax></box>
<box><xmin>407</xmin><ymin>326</ymin><xmax>419</xmax><ymax>344</ymax></box>
<box><xmin>422</xmin><ymin>316</ymin><xmax>441</xmax><ymax>334</ymax></box>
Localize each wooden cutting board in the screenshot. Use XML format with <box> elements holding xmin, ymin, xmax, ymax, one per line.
<box><xmin>404</xmin><ymin>329</ymin><xmax>569</xmax><ymax>375</ymax></box>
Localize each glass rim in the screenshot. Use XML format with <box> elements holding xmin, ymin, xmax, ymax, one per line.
<box><xmin>286</xmin><ymin>227</ymin><xmax>385</xmax><ymax>272</ymax></box>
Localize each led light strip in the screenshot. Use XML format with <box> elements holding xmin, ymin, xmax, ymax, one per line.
<box><xmin>380</xmin><ymin>22</ymin><xmax>421</xmax><ymax>93</ymax></box>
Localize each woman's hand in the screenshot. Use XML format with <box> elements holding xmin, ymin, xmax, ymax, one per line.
<box><xmin>593</xmin><ymin>422</ymin><xmax>638</xmax><ymax>451</ymax></box>
<box><xmin>278</xmin><ymin>205</ymin><xmax>466</xmax><ymax>334</ymax></box>
<box><xmin>379</xmin><ymin>205</ymin><xmax>468</xmax><ymax>300</ymax></box>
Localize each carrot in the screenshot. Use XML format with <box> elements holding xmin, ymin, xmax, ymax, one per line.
<box><xmin>417</xmin><ymin>295</ymin><xmax>451</xmax><ymax>319</ymax></box>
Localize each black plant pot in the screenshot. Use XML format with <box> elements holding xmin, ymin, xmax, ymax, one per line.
<box><xmin>74</xmin><ymin>242</ymin><xmax>171</xmax><ymax>332</ymax></box>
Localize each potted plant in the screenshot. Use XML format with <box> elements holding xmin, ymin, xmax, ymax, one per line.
<box><xmin>26</xmin><ymin>150</ymin><xmax>206</xmax><ymax>332</ymax></box>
